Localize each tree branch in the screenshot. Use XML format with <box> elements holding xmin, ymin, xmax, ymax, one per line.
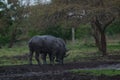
<box><xmin>92</xmin><ymin>16</ymin><xmax>103</xmax><ymax>32</ymax></box>
<box><xmin>103</xmin><ymin>17</ymin><xmax>115</xmax><ymax>30</ymax></box>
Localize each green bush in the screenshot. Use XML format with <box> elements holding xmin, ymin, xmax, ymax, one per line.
<box><xmin>107</xmin><ymin>20</ymin><xmax>120</xmax><ymax>35</ymax></box>
<box><xmin>28</xmin><ymin>30</ymin><xmax>42</xmax><ymax>37</ymax></box>
<box><xmin>43</xmin><ymin>25</ymin><xmax>71</xmax><ymax>40</ymax></box>
<box><xmin>0</xmin><ymin>34</ymin><xmax>10</xmax><ymax>46</ymax></box>
<box><xmin>76</xmin><ymin>24</ymin><xmax>92</xmax><ymax>39</ymax></box>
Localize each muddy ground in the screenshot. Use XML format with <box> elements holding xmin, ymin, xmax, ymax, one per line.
<box><xmin>0</xmin><ymin>61</ymin><xmax>120</xmax><ymax>80</ymax></box>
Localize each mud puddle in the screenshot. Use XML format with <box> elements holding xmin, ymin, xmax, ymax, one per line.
<box><xmin>0</xmin><ymin>61</ymin><xmax>120</xmax><ymax>80</ymax></box>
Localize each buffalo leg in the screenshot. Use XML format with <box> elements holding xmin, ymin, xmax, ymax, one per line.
<box><xmin>35</xmin><ymin>52</ymin><xmax>41</xmax><ymax>65</ymax></box>
<box><xmin>29</xmin><ymin>51</ymin><xmax>33</xmax><ymax>65</ymax></box>
<box><xmin>48</xmin><ymin>53</ymin><xmax>54</xmax><ymax>64</ymax></box>
<box><xmin>41</xmin><ymin>53</ymin><xmax>47</xmax><ymax>64</ymax></box>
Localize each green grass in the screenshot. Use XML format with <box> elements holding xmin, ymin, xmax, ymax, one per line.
<box><xmin>107</xmin><ymin>44</ymin><xmax>120</xmax><ymax>51</ymax></box>
<box><xmin>70</xmin><ymin>69</ymin><xmax>120</xmax><ymax>76</ymax></box>
<box><xmin>0</xmin><ymin>45</ymin><xmax>56</xmax><ymax>66</ymax></box>
<box><xmin>0</xmin><ymin>40</ymin><xmax>120</xmax><ymax>66</ymax></box>
<box><xmin>65</xmin><ymin>40</ymin><xmax>120</xmax><ymax>62</ymax></box>
<box><xmin>0</xmin><ymin>45</ymin><xmax>29</xmax><ymax>66</ymax></box>
<box><xmin>0</xmin><ymin>46</ymin><xmax>29</xmax><ymax>56</ymax></box>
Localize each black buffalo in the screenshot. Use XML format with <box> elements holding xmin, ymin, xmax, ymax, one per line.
<box><xmin>28</xmin><ymin>35</ymin><xmax>67</xmax><ymax>65</ymax></box>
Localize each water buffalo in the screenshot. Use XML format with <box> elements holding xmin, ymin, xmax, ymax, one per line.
<box><xmin>28</xmin><ymin>35</ymin><xmax>68</xmax><ymax>65</ymax></box>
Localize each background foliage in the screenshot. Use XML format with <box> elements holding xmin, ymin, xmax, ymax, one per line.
<box><xmin>0</xmin><ymin>0</ymin><xmax>120</xmax><ymax>46</ymax></box>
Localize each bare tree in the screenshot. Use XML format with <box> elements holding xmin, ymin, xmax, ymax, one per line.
<box><xmin>91</xmin><ymin>13</ymin><xmax>115</xmax><ymax>56</ymax></box>
<box><xmin>7</xmin><ymin>0</ymin><xmax>29</xmax><ymax>48</ymax></box>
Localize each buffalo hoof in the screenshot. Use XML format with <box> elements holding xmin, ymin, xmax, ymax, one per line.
<box><xmin>38</xmin><ymin>63</ymin><xmax>41</xmax><ymax>66</ymax></box>
<box><xmin>49</xmin><ymin>62</ymin><xmax>55</xmax><ymax>66</ymax></box>
<box><xmin>43</xmin><ymin>62</ymin><xmax>47</xmax><ymax>65</ymax></box>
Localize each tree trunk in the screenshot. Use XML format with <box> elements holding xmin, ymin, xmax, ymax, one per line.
<box><xmin>8</xmin><ymin>29</ymin><xmax>17</xmax><ymax>48</ymax></box>
<box><xmin>93</xmin><ymin>33</ymin><xmax>101</xmax><ymax>51</ymax></box>
<box><xmin>91</xmin><ymin>16</ymin><xmax>108</xmax><ymax>56</ymax></box>
<box><xmin>0</xmin><ymin>46</ymin><xmax>2</xmax><ymax>49</ymax></box>
<box><xmin>91</xmin><ymin>20</ymin><xmax>101</xmax><ymax>52</ymax></box>
<box><xmin>100</xmin><ymin>31</ymin><xmax>107</xmax><ymax>56</ymax></box>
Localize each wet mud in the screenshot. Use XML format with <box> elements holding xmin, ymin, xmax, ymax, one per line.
<box><xmin>0</xmin><ymin>61</ymin><xmax>120</xmax><ymax>80</ymax></box>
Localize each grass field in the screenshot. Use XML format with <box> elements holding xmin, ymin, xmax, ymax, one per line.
<box><xmin>0</xmin><ymin>39</ymin><xmax>120</xmax><ymax>78</ymax></box>
<box><xmin>0</xmin><ymin>39</ymin><xmax>120</xmax><ymax>66</ymax></box>
<box><xmin>0</xmin><ymin>41</ymin><xmax>120</xmax><ymax>65</ymax></box>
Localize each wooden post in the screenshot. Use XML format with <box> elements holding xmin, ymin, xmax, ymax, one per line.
<box><xmin>72</xmin><ymin>27</ymin><xmax>75</xmax><ymax>43</ymax></box>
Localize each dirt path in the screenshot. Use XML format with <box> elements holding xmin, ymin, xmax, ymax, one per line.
<box><xmin>0</xmin><ymin>61</ymin><xmax>120</xmax><ymax>80</ymax></box>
